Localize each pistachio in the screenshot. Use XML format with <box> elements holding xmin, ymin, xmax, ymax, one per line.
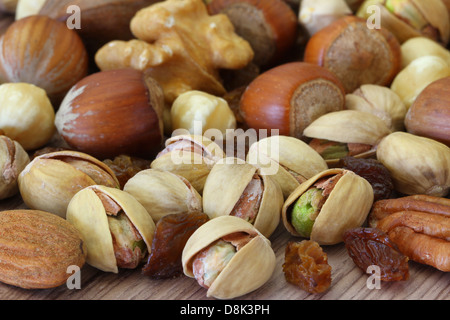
<box><xmin>400</xmin><ymin>37</ymin><xmax>450</xmax><ymax>68</ymax></box>
<box><xmin>345</xmin><ymin>84</ymin><xmax>407</xmax><ymax>131</ymax></box>
<box><xmin>0</xmin><ymin>135</ymin><xmax>29</xmax><ymax>200</ymax></box>
<box><xmin>246</xmin><ymin>135</ymin><xmax>328</xmax><ymax>198</ymax></box>
<box><xmin>303</xmin><ymin>110</ymin><xmax>392</xmax><ymax>166</ymax></box>
<box><xmin>66</xmin><ymin>185</ymin><xmax>156</xmax><ymax>273</ymax></box>
<box><xmin>376</xmin><ymin>132</ymin><xmax>450</xmax><ymax>197</ymax></box>
<box><xmin>202</xmin><ymin>157</ymin><xmax>283</xmax><ymax>238</ymax></box>
<box><xmin>18</xmin><ymin>150</ymin><xmax>120</xmax><ymax>218</ymax></box>
<box><xmin>182</xmin><ymin>215</ymin><xmax>276</xmax><ymax>299</ymax></box>
<box><xmin>150</xmin><ymin>134</ymin><xmax>225</xmax><ymax>194</ymax></box>
<box><xmin>282</xmin><ymin>169</ymin><xmax>374</xmax><ymax>245</ymax></box>
<box><xmin>357</xmin><ymin>0</ymin><xmax>450</xmax><ymax>45</ymax></box>
<box><xmin>123</xmin><ymin>169</ymin><xmax>202</xmax><ymax>222</ymax></box>
<box><xmin>390</xmin><ymin>55</ymin><xmax>450</xmax><ymax>109</ymax></box>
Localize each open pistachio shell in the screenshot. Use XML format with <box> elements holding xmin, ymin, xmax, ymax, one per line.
<box><xmin>246</xmin><ymin>135</ymin><xmax>328</xmax><ymax>198</ymax></box>
<box><xmin>345</xmin><ymin>84</ymin><xmax>407</xmax><ymax>132</ymax></box>
<box><xmin>0</xmin><ymin>135</ymin><xmax>30</xmax><ymax>200</ymax></box>
<box><xmin>18</xmin><ymin>150</ymin><xmax>120</xmax><ymax>218</ymax></box>
<box><xmin>357</xmin><ymin>0</ymin><xmax>450</xmax><ymax>45</ymax></box>
<box><xmin>150</xmin><ymin>134</ymin><xmax>225</xmax><ymax>194</ymax></box>
<box><xmin>123</xmin><ymin>168</ymin><xmax>202</xmax><ymax>222</ymax></box>
<box><xmin>66</xmin><ymin>185</ymin><xmax>156</xmax><ymax>273</ymax></box>
<box><xmin>303</xmin><ymin>110</ymin><xmax>392</xmax><ymax>166</ymax></box>
<box><xmin>282</xmin><ymin>169</ymin><xmax>374</xmax><ymax>245</ymax></box>
<box><xmin>182</xmin><ymin>215</ymin><xmax>275</xmax><ymax>300</ymax></box>
<box><xmin>202</xmin><ymin>157</ymin><xmax>283</xmax><ymax>238</ymax></box>
<box><xmin>376</xmin><ymin>132</ymin><xmax>450</xmax><ymax>197</ymax></box>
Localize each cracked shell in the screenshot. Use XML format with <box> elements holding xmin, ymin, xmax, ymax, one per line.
<box><xmin>0</xmin><ymin>135</ymin><xmax>29</xmax><ymax>200</ymax></box>
<box><xmin>202</xmin><ymin>157</ymin><xmax>283</xmax><ymax>238</ymax></box>
<box><xmin>18</xmin><ymin>150</ymin><xmax>120</xmax><ymax>218</ymax></box>
<box><xmin>246</xmin><ymin>135</ymin><xmax>328</xmax><ymax>198</ymax></box>
<box><xmin>123</xmin><ymin>168</ymin><xmax>202</xmax><ymax>222</ymax></box>
<box><xmin>282</xmin><ymin>169</ymin><xmax>374</xmax><ymax>245</ymax></box>
<box><xmin>150</xmin><ymin>134</ymin><xmax>225</xmax><ymax>194</ymax></box>
<box><xmin>182</xmin><ymin>215</ymin><xmax>276</xmax><ymax>299</ymax></box>
<box><xmin>66</xmin><ymin>185</ymin><xmax>156</xmax><ymax>273</ymax></box>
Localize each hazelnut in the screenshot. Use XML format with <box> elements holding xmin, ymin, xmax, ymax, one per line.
<box><xmin>0</xmin><ymin>15</ymin><xmax>89</xmax><ymax>105</ymax></box>
<box><xmin>405</xmin><ymin>77</ymin><xmax>450</xmax><ymax>146</ymax></box>
<box><xmin>207</xmin><ymin>0</ymin><xmax>298</xmax><ymax>67</ymax></box>
<box><xmin>171</xmin><ymin>91</ymin><xmax>237</xmax><ymax>136</ymax></box>
<box><xmin>240</xmin><ymin>62</ymin><xmax>345</xmax><ymax>139</ymax></box>
<box><xmin>0</xmin><ymin>83</ymin><xmax>55</xmax><ymax>151</ymax></box>
<box><xmin>55</xmin><ymin>68</ymin><xmax>165</xmax><ymax>160</ymax></box>
<box><xmin>304</xmin><ymin>16</ymin><xmax>402</xmax><ymax>93</ymax></box>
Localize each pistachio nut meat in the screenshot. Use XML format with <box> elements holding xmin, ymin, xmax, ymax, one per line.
<box><xmin>66</xmin><ymin>185</ymin><xmax>156</xmax><ymax>273</ymax></box>
<box><xmin>182</xmin><ymin>216</ymin><xmax>276</xmax><ymax>300</ymax></box>
<box><xmin>202</xmin><ymin>157</ymin><xmax>283</xmax><ymax>238</ymax></box>
<box><xmin>282</xmin><ymin>169</ymin><xmax>374</xmax><ymax>245</ymax></box>
<box><xmin>151</xmin><ymin>134</ymin><xmax>225</xmax><ymax>194</ymax></box>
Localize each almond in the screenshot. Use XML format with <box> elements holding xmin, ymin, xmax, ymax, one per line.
<box><xmin>0</xmin><ymin>210</ymin><xmax>87</xmax><ymax>289</ymax></box>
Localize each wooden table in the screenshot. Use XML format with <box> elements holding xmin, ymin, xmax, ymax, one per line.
<box><xmin>0</xmin><ymin>193</ymin><xmax>448</xmax><ymax>301</ymax></box>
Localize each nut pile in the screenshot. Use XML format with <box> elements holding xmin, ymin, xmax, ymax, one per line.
<box><xmin>0</xmin><ymin>0</ymin><xmax>449</xmax><ymax>299</ymax></box>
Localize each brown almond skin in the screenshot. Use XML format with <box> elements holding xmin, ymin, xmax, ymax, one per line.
<box><xmin>405</xmin><ymin>77</ymin><xmax>450</xmax><ymax>147</ymax></box>
<box><xmin>0</xmin><ymin>210</ymin><xmax>87</xmax><ymax>289</ymax></box>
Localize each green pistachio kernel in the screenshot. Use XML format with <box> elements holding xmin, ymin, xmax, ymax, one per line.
<box><xmin>320</xmin><ymin>143</ymin><xmax>349</xmax><ymax>160</ymax></box>
<box><xmin>291</xmin><ymin>187</ymin><xmax>324</xmax><ymax>238</ymax></box>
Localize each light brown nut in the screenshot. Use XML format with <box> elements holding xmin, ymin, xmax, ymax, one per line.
<box><xmin>0</xmin><ymin>210</ymin><xmax>87</xmax><ymax>289</ymax></box>
<box><xmin>369</xmin><ymin>195</ymin><xmax>450</xmax><ymax>272</ymax></box>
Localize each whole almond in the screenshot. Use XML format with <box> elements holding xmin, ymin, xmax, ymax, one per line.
<box><xmin>0</xmin><ymin>210</ymin><xmax>87</xmax><ymax>289</ymax></box>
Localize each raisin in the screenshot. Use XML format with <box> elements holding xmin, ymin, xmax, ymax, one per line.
<box><xmin>142</xmin><ymin>211</ymin><xmax>209</xmax><ymax>279</ymax></box>
<box><xmin>103</xmin><ymin>154</ymin><xmax>151</xmax><ymax>189</ymax></box>
<box><xmin>339</xmin><ymin>156</ymin><xmax>394</xmax><ymax>201</ymax></box>
<box><xmin>343</xmin><ymin>227</ymin><xmax>409</xmax><ymax>282</ymax></box>
<box><xmin>282</xmin><ymin>240</ymin><xmax>332</xmax><ymax>294</ymax></box>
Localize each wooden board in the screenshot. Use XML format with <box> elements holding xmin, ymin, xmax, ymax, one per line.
<box><xmin>0</xmin><ymin>194</ymin><xmax>448</xmax><ymax>301</ymax></box>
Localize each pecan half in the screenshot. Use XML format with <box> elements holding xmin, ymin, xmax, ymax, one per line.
<box><xmin>369</xmin><ymin>195</ymin><xmax>450</xmax><ymax>272</ymax></box>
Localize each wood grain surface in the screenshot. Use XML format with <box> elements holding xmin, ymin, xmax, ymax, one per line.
<box><xmin>0</xmin><ymin>194</ymin><xmax>448</xmax><ymax>301</ymax></box>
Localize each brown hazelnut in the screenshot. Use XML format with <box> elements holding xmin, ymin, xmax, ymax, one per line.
<box><xmin>304</xmin><ymin>16</ymin><xmax>402</xmax><ymax>93</ymax></box>
<box><xmin>405</xmin><ymin>77</ymin><xmax>450</xmax><ymax>146</ymax></box>
<box><xmin>55</xmin><ymin>68</ymin><xmax>165</xmax><ymax>160</ymax></box>
<box><xmin>240</xmin><ymin>62</ymin><xmax>346</xmax><ymax>139</ymax></box>
<box><xmin>207</xmin><ymin>0</ymin><xmax>298</xmax><ymax>67</ymax></box>
<box><xmin>0</xmin><ymin>15</ymin><xmax>89</xmax><ymax>106</ymax></box>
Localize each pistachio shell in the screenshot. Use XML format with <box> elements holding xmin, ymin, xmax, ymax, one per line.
<box><xmin>66</xmin><ymin>185</ymin><xmax>156</xmax><ymax>273</ymax></box>
<box><xmin>246</xmin><ymin>135</ymin><xmax>328</xmax><ymax>198</ymax></box>
<box><xmin>345</xmin><ymin>84</ymin><xmax>407</xmax><ymax>132</ymax></box>
<box><xmin>282</xmin><ymin>169</ymin><xmax>374</xmax><ymax>245</ymax></box>
<box><xmin>400</xmin><ymin>37</ymin><xmax>450</xmax><ymax>68</ymax></box>
<box><xmin>376</xmin><ymin>132</ymin><xmax>450</xmax><ymax>197</ymax></box>
<box><xmin>202</xmin><ymin>157</ymin><xmax>283</xmax><ymax>238</ymax></box>
<box><xmin>182</xmin><ymin>216</ymin><xmax>275</xmax><ymax>299</ymax></box>
<box><xmin>0</xmin><ymin>135</ymin><xmax>29</xmax><ymax>200</ymax></box>
<box><xmin>18</xmin><ymin>150</ymin><xmax>119</xmax><ymax>218</ymax></box>
<box><xmin>123</xmin><ymin>169</ymin><xmax>202</xmax><ymax>222</ymax></box>
<box><xmin>303</xmin><ymin>110</ymin><xmax>391</xmax><ymax>147</ymax></box>
<box><xmin>151</xmin><ymin>134</ymin><xmax>225</xmax><ymax>194</ymax></box>
<box><xmin>391</xmin><ymin>55</ymin><xmax>450</xmax><ymax>109</ymax></box>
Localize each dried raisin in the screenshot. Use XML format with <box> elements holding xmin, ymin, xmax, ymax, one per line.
<box><xmin>142</xmin><ymin>211</ymin><xmax>209</xmax><ymax>279</ymax></box>
<box><xmin>343</xmin><ymin>227</ymin><xmax>409</xmax><ymax>282</ymax></box>
<box><xmin>282</xmin><ymin>240</ymin><xmax>332</xmax><ymax>294</ymax></box>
